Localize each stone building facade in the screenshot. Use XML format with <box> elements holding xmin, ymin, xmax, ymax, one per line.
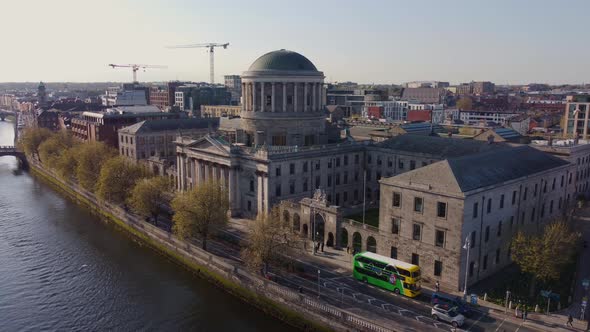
<box><xmin>378</xmin><ymin>146</ymin><xmax>575</xmax><ymax>290</ymax></box>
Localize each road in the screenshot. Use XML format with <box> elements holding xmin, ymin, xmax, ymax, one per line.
<box><xmin>202</xmin><ymin>224</ymin><xmax>540</xmax><ymax>332</ymax></box>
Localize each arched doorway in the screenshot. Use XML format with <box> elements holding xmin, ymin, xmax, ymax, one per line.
<box><xmin>293</xmin><ymin>213</ymin><xmax>300</xmax><ymax>232</ymax></box>
<box><xmin>312</xmin><ymin>213</ymin><xmax>325</xmax><ymax>242</ymax></box>
<box><xmin>302</xmin><ymin>224</ymin><xmax>308</xmax><ymax>237</ymax></box>
<box><xmin>327</xmin><ymin>232</ymin><xmax>334</xmax><ymax>247</ymax></box>
<box><xmin>283</xmin><ymin>210</ymin><xmax>290</xmax><ymax>226</ymax></box>
<box><xmin>340</xmin><ymin>228</ymin><xmax>349</xmax><ymax>248</ymax></box>
<box><xmin>367</xmin><ymin>236</ymin><xmax>377</xmax><ymax>253</ymax></box>
<box><xmin>352</xmin><ymin>232</ymin><xmax>362</xmax><ymax>253</ymax></box>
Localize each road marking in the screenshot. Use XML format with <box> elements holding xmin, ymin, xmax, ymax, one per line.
<box><xmin>494</xmin><ymin>317</ymin><xmax>507</xmax><ymax>332</ymax></box>
<box><xmin>465</xmin><ymin>310</ymin><xmax>485</xmax><ymax>331</ymax></box>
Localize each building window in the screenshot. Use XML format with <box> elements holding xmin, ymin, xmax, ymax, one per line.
<box><xmin>393</xmin><ymin>192</ymin><xmax>401</xmax><ymax>207</ymax></box>
<box><xmin>315</xmin><ymin>161</ymin><xmax>320</xmax><ymax>170</ymax></box>
<box><xmin>434</xmin><ymin>260</ymin><xmax>443</xmax><ymax>277</ymax></box>
<box><xmin>483</xmin><ymin>255</ymin><xmax>488</xmax><ymax>270</ymax></box>
<box><xmin>336</xmin><ymin>157</ymin><xmax>341</xmax><ymax>167</ymax></box>
<box><xmin>344</xmin><ymin>155</ymin><xmax>348</xmax><ymax>165</ymax></box>
<box><xmin>552</xmin><ymin>178</ymin><xmax>556</xmax><ymax>190</ymax></box>
<box><xmin>437</xmin><ymin>202</ymin><xmax>447</xmax><ymax>218</ymax></box>
<box><xmin>303</xmin><ymin>161</ymin><xmax>308</xmax><ymax>173</ymax></box>
<box><xmin>354</xmin><ymin>189</ymin><xmax>358</xmax><ymax>201</ymax></box>
<box><xmin>343</xmin><ymin>191</ymin><xmax>348</xmax><ymax>202</ymax></box>
<box><xmin>387</xmin><ymin>158</ymin><xmax>393</xmax><ymax>167</ymax></box>
<box><xmin>336</xmin><ymin>173</ymin><xmax>340</xmax><ymax>185</ymax></box>
<box><xmin>355</xmin><ymin>154</ymin><xmax>359</xmax><ymax>164</ymax></box>
<box><xmin>473</xmin><ymin>202</ymin><xmax>478</xmax><ymax>218</ymax></box>
<box><xmin>287</xmin><ymin>95</ymin><xmax>293</xmax><ymax>105</ymax></box>
<box><xmin>523</xmin><ymin>187</ymin><xmax>528</xmax><ymax>201</ymax></box>
<box><xmin>303</xmin><ymin>178</ymin><xmax>308</xmax><ymax>192</ymax></box>
<box><xmin>550</xmin><ymin>200</ymin><xmax>554</xmax><ymax>214</ymax></box>
<box><xmin>410</xmin><ymin>160</ymin><xmax>416</xmax><ymax>170</ymax></box>
<box><xmin>412</xmin><ymin>223</ymin><xmax>422</xmax><ymax>241</ymax></box>
<box><xmin>328</xmin><ymin>160</ymin><xmax>332</xmax><ymax>169</ymax></box>
<box><xmin>289</xmin><ymin>163</ymin><xmax>295</xmax><ymax>175</ymax></box>
<box><xmin>367</xmin><ymin>155</ymin><xmax>372</xmax><ymax>164</ymax></box>
<box><xmin>531</xmin><ymin>208</ymin><xmax>535</xmax><ymax>222</ymax></box>
<box><xmin>290</xmin><ymin>182</ymin><xmax>295</xmax><ymax>194</ymax></box>
<box><xmin>497</xmin><ymin>221</ymin><xmax>502</xmax><ymax>237</ymax></box>
<box><xmin>487</xmin><ymin>198</ymin><xmax>492</xmax><ymax>214</ymax></box>
<box><xmin>398</xmin><ymin>159</ymin><xmax>404</xmax><ymax>169</ymax></box>
<box><xmin>485</xmin><ymin>225</ymin><xmax>490</xmax><ymax>242</ymax></box>
<box><xmin>499</xmin><ymin>194</ymin><xmax>504</xmax><ymax>209</ymax></box>
<box><xmin>495</xmin><ymin>248</ymin><xmax>500</xmax><ymax>264</ymax></box>
<box><xmin>275</xmin><ymin>184</ymin><xmax>281</xmax><ymax>197</ymax></box>
<box><xmin>541</xmin><ymin>204</ymin><xmax>545</xmax><ymax>217</ymax></box>
<box><xmin>315</xmin><ymin>176</ymin><xmax>320</xmax><ymax>188</ymax></box>
<box><xmin>411</xmin><ymin>253</ymin><xmax>419</xmax><ymax>266</ymax></box>
<box><xmin>304</xmin><ymin>135</ymin><xmax>315</xmax><ymax>146</ymax></box>
<box><xmin>469</xmin><ymin>262</ymin><xmax>474</xmax><ymax>277</ymax></box>
<box><xmin>534</xmin><ymin>183</ymin><xmax>538</xmax><ymax>197</ymax></box>
<box><xmin>414</xmin><ymin>197</ymin><xmax>423</xmax><ymax>213</ymax></box>
<box><xmin>327</xmin><ymin>175</ymin><xmax>332</xmax><ymax>186</ymax></box>
<box><xmin>266</xmin><ymin>95</ymin><xmax>271</xmax><ymax>106</ymax></box>
<box><xmin>390</xmin><ymin>246</ymin><xmax>398</xmax><ymax>259</ymax></box>
<box><xmin>561</xmin><ymin>175</ymin><xmax>564</xmax><ymax>187</ymax></box>
<box><xmin>247</xmin><ymin>200</ymin><xmax>252</xmax><ymax>211</ymax></box>
<box><xmin>512</xmin><ymin>190</ymin><xmax>517</xmax><ymax>205</ymax></box>
<box><xmin>392</xmin><ymin>218</ymin><xmax>400</xmax><ymax>234</ymax></box>
<box><xmin>470</xmin><ymin>231</ymin><xmax>476</xmax><ymax>248</ymax></box>
<box><xmin>276</xmin><ymin>167</ymin><xmax>281</xmax><ymax>176</ymax></box>
<box><xmin>435</xmin><ymin>230</ymin><xmax>445</xmax><ymax>247</ymax></box>
<box><xmin>543</xmin><ymin>181</ymin><xmax>547</xmax><ymax>193</ymax></box>
<box><xmin>272</xmin><ymin>135</ymin><xmax>286</xmax><ymax>146</ymax></box>
<box><xmin>354</xmin><ymin>171</ymin><xmax>359</xmax><ymax>181</ymax></box>
<box><xmin>250</xmin><ymin>179</ymin><xmax>255</xmax><ymax>192</ymax></box>
<box><xmin>343</xmin><ymin>172</ymin><xmax>348</xmax><ymax>184</ymax></box>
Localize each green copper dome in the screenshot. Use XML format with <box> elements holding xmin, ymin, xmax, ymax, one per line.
<box><xmin>248</xmin><ymin>49</ymin><xmax>318</xmax><ymax>72</ymax></box>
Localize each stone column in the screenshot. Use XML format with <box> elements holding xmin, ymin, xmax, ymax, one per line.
<box><xmin>257</xmin><ymin>173</ymin><xmax>264</xmax><ymax>213</ymax></box>
<box><xmin>271</xmin><ymin>82</ymin><xmax>276</xmax><ymax>112</ymax></box>
<box><xmin>263</xmin><ymin>174</ymin><xmax>269</xmax><ymax>213</ymax></box>
<box><xmin>294</xmin><ymin>83</ymin><xmax>298</xmax><ymax>113</ymax></box>
<box><xmin>195</xmin><ymin>159</ymin><xmax>201</xmax><ymax>186</ymax></box>
<box><xmin>252</xmin><ymin>83</ymin><xmax>257</xmax><ymax>112</ymax></box>
<box><xmin>282</xmin><ymin>82</ymin><xmax>287</xmax><ymax>112</ymax></box>
<box><xmin>312</xmin><ymin>83</ymin><xmax>317</xmax><ymax>112</ymax></box>
<box><xmin>317</xmin><ymin>83</ymin><xmax>322</xmax><ymax>111</ymax></box>
<box><xmin>585</xmin><ymin>107</ymin><xmax>589</xmax><ymax>139</ymax></box>
<box><xmin>303</xmin><ymin>83</ymin><xmax>308</xmax><ymax>112</ymax></box>
<box><xmin>177</xmin><ymin>154</ymin><xmax>183</xmax><ymax>191</ymax></box>
<box><xmin>261</xmin><ymin>82</ymin><xmax>265</xmax><ymax>112</ymax></box>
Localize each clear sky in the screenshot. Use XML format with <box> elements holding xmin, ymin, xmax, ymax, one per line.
<box><xmin>1</xmin><ymin>0</ymin><xmax>588</xmax><ymax>85</ymax></box>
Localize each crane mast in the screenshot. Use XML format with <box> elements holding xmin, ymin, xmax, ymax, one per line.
<box><xmin>166</xmin><ymin>43</ymin><xmax>229</xmax><ymax>84</ymax></box>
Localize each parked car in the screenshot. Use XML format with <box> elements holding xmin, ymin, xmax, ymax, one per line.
<box><xmin>431</xmin><ymin>304</ymin><xmax>465</xmax><ymax>328</ymax></box>
<box><xmin>431</xmin><ymin>292</ymin><xmax>472</xmax><ymax>317</ymax></box>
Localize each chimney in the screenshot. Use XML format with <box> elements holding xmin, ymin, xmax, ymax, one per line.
<box><xmin>487</xmin><ymin>134</ymin><xmax>495</xmax><ymax>144</ymax></box>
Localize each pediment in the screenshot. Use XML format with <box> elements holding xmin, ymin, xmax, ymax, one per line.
<box><xmin>185</xmin><ymin>135</ymin><xmax>231</xmax><ymax>156</ymax></box>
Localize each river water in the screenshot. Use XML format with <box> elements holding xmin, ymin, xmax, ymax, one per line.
<box><xmin>0</xmin><ymin>121</ymin><xmax>294</xmax><ymax>331</ymax></box>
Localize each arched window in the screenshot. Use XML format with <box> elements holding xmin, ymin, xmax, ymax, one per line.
<box><xmin>352</xmin><ymin>232</ymin><xmax>362</xmax><ymax>253</ymax></box>
<box><xmin>293</xmin><ymin>213</ymin><xmax>301</xmax><ymax>232</ymax></box>
<box><xmin>340</xmin><ymin>228</ymin><xmax>349</xmax><ymax>247</ymax></box>
<box><xmin>367</xmin><ymin>236</ymin><xmax>377</xmax><ymax>253</ymax></box>
<box><xmin>282</xmin><ymin>210</ymin><xmax>290</xmax><ymax>226</ymax></box>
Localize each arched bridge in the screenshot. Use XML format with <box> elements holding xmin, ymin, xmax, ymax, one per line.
<box><xmin>0</xmin><ymin>146</ymin><xmax>27</xmax><ymax>169</ymax></box>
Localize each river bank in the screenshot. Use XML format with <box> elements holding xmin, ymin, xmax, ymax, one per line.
<box><xmin>26</xmin><ymin>157</ymin><xmax>360</xmax><ymax>332</ymax></box>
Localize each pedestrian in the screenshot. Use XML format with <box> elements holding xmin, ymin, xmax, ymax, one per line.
<box><xmin>321</xmin><ymin>241</ymin><xmax>324</xmax><ymax>252</ymax></box>
<box><xmin>435</xmin><ymin>281</ymin><xmax>440</xmax><ymax>293</ymax></box>
<box><xmin>346</xmin><ymin>246</ymin><xmax>350</xmax><ymax>254</ymax></box>
<box><xmin>523</xmin><ymin>307</ymin><xmax>528</xmax><ymax>322</ymax></box>
<box><xmin>567</xmin><ymin>313</ymin><xmax>574</xmax><ymax>327</ymax></box>
<box><xmin>515</xmin><ymin>304</ymin><xmax>520</xmax><ymax>318</ymax></box>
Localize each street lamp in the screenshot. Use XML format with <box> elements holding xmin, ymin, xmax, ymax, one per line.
<box><xmin>463</xmin><ymin>235</ymin><xmax>471</xmax><ymax>298</ymax></box>
<box><xmin>317</xmin><ymin>270</ymin><xmax>321</xmax><ymax>298</ymax></box>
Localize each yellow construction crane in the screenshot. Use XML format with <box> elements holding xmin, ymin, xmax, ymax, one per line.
<box><xmin>166</xmin><ymin>43</ymin><xmax>229</xmax><ymax>84</ymax></box>
<box><xmin>108</xmin><ymin>64</ymin><xmax>167</xmax><ymax>83</ymax></box>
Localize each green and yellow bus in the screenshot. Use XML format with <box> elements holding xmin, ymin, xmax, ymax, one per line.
<box><xmin>353</xmin><ymin>252</ymin><xmax>421</xmax><ymax>298</ymax></box>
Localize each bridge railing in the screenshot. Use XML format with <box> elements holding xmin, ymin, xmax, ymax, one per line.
<box><xmin>0</xmin><ymin>146</ymin><xmax>16</xmax><ymax>150</ymax></box>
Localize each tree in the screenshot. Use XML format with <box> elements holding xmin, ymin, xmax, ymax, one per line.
<box><xmin>172</xmin><ymin>180</ymin><xmax>229</xmax><ymax>251</ymax></box>
<box><xmin>75</xmin><ymin>141</ymin><xmax>117</xmax><ymax>192</ymax></box>
<box><xmin>19</xmin><ymin>127</ymin><xmax>53</xmax><ymax>160</ymax></box>
<box><xmin>128</xmin><ymin>176</ymin><xmax>170</xmax><ymax>222</ymax></box>
<box><xmin>241</xmin><ymin>207</ymin><xmax>305</xmax><ymax>274</ymax></box>
<box><xmin>55</xmin><ymin>144</ymin><xmax>80</xmax><ymax>180</ymax></box>
<box><xmin>38</xmin><ymin>131</ymin><xmax>76</xmax><ymax>170</ymax></box>
<box><xmin>456</xmin><ymin>97</ymin><xmax>473</xmax><ymax>110</ymax></box>
<box><xmin>511</xmin><ymin>221</ymin><xmax>580</xmax><ymax>296</ymax></box>
<box><xmin>96</xmin><ymin>156</ymin><xmax>148</xmax><ymax>204</ymax></box>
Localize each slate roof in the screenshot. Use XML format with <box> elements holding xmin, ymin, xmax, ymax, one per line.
<box><xmin>383</xmin><ymin>145</ymin><xmax>570</xmax><ymax>193</ymax></box>
<box><xmin>400</xmin><ymin>122</ymin><xmax>444</xmax><ymax>135</ymax></box>
<box><xmin>494</xmin><ymin>127</ymin><xmax>522</xmax><ymax>140</ymax></box>
<box><xmin>119</xmin><ymin>118</ymin><xmax>219</xmax><ymax>134</ymax></box>
<box><xmin>376</xmin><ymin>134</ymin><xmax>506</xmax><ymax>158</ymax></box>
